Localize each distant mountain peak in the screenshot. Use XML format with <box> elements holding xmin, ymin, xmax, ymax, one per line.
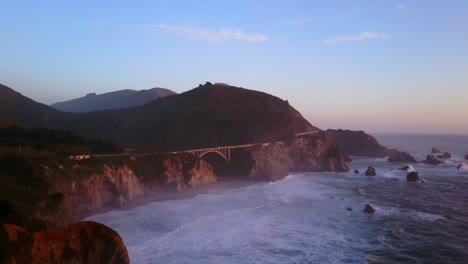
<box><xmin>50</xmin><ymin>87</ymin><xmax>177</xmax><ymax>112</ymax></box>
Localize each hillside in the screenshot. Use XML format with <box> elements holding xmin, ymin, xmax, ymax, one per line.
<box><xmin>101</xmin><ymin>82</ymin><xmax>319</xmax><ymax>148</ymax></box>
<box><xmin>0</xmin><ymin>83</ymin><xmax>318</xmax><ymax>149</ymax></box>
<box><xmin>50</xmin><ymin>87</ymin><xmax>176</xmax><ymax>112</ymax></box>
<box><xmin>0</xmin><ymin>84</ymin><xmax>65</xmax><ymax>128</ymax></box>
<box><xmin>0</xmin><ymin>126</ymin><xmax>123</xmax><ymax>157</ymax></box>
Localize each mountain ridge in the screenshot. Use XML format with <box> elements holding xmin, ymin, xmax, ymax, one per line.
<box><xmin>0</xmin><ymin>82</ymin><xmax>318</xmax><ymax>149</ymax></box>
<box><xmin>50</xmin><ymin>87</ymin><xmax>176</xmax><ymax>112</ymax></box>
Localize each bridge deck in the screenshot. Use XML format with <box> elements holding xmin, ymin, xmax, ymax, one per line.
<box><xmin>93</xmin><ymin>131</ymin><xmax>319</xmax><ymax>158</ymax></box>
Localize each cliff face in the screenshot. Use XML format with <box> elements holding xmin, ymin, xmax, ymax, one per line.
<box><xmin>0</xmin><ymin>153</ymin><xmax>217</xmax><ymax>231</ymax></box>
<box><xmin>54</xmin><ymin>154</ymin><xmax>217</xmax><ymax>221</ymax></box>
<box><xmin>0</xmin><ymin>221</ymin><xmax>129</xmax><ymax>264</ymax></box>
<box><xmin>245</xmin><ymin>132</ymin><xmax>349</xmax><ymax>181</ymax></box>
<box><xmin>325</xmin><ymin>129</ymin><xmax>390</xmax><ymax>157</ymax></box>
<box><xmin>59</xmin><ymin>164</ymin><xmax>147</xmax><ymax>220</ymax></box>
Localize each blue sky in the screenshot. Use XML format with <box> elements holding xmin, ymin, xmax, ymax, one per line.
<box><xmin>1</xmin><ymin>0</ymin><xmax>467</xmax><ymax>134</ymax></box>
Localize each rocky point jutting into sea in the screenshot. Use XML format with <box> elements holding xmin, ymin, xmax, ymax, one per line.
<box><xmin>0</xmin><ymin>82</ymin><xmax>405</xmax><ymax>263</ymax></box>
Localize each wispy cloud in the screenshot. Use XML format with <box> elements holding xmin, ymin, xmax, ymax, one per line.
<box><xmin>323</xmin><ymin>31</ymin><xmax>392</xmax><ymax>45</ymax></box>
<box><xmin>286</xmin><ymin>17</ymin><xmax>311</xmax><ymax>25</ymax></box>
<box><xmin>146</xmin><ymin>24</ymin><xmax>268</xmax><ymax>43</ymax></box>
<box><xmin>396</xmin><ymin>4</ymin><xmax>407</xmax><ymax>10</ymax></box>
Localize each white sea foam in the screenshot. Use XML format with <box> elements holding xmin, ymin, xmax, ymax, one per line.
<box><xmin>88</xmin><ymin>174</ymin><xmax>372</xmax><ymax>263</ymax></box>
<box><xmin>458</xmin><ymin>162</ymin><xmax>468</xmax><ymax>172</ymax></box>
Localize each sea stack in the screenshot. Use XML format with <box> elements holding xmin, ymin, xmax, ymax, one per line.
<box><xmin>437</xmin><ymin>152</ymin><xmax>452</xmax><ymax>159</ymax></box>
<box><xmin>431</xmin><ymin>148</ymin><xmax>442</xmax><ymax>153</ymax></box>
<box><xmin>363</xmin><ymin>204</ymin><xmax>376</xmax><ymax>214</ymax></box>
<box><xmin>421</xmin><ymin>155</ymin><xmax>444</xmax><ymax>165</ymax></box>
<box><xmin>365</xmin><ymin>166</ymin><xmax>377</xmax><ymax>176</ymax></box>
<box><xmin>406</xmin><ymin>172</ymin><xmax>420</xmax><ymax>182</ymax></box>
<box><xmin>388</xmin><ymin>151</ymin><xmax>418</xmax><ymax>163</ymax></box>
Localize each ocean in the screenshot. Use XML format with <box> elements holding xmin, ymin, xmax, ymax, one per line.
<box><xmin>87</xmin><ymin>134</ymin><xmax>468</xmax><ymax>263</ymax></box>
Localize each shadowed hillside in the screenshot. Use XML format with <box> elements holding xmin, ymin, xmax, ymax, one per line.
<box><xmin>0</xmin><ymin>83</ymin><xmax>318</xmax><ymax>149</ymax></box>
<box><xmin>0</xmin><ymin>84</ymin><xmax>65</xmax><ymax>128</ymax></box>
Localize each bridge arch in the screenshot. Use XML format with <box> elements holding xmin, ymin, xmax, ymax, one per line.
<box><xmin>198</xmin><ymin>150</ymin><xmax>229</xmax><ymax>161</ymax></box>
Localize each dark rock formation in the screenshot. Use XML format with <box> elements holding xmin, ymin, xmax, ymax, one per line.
<box><xmin>421</xmin><ymin>155</ymin><xmax>444</xmax><ymax>165</ymax></box>
<box><xmin>465</xmin><ymin>155</ymin><xmax>468</xmax><ymax>160</ymax></box>
<box><xmin>437</xmin><ymin>152</ymin><xmax>452</xmax><ymax>159</ymax></box>
<box><xmin>407</xmin><ymin>171</ymin><xmax>420</xmax><ymax>182</ymax></box>
<box><xmin>431</xmin><ymin>148</ymin><xmax>442</xmax><ymax>154</ymax></box>
<box><xmin>354</xmin><ymin>169</ymin><xmax>359</xmax><ymax>174</ymax></box>
<box><xmin>0</xmin><ymin>221</ymin><xmax>129</xmax><ymax>264</ymax></box>
<box><xmin>51</xmin><ymin>88</ymin><xmax>176</xmax><ymax>112</ymax></box>
<box><xmin>457</xmin><ymin>164</ymin><xmax>462</xmax><ymax>170</ymax></box>
<box><xmin>388</xmin><ymin>151</ymin><xmax>418</xmax><ymax>163</ymax></box>
<box><xmin>347</xmin><ymin>207</ymin><xmax>353</xmax><ymax>211</ymax></box>
<box><xmin>398</xmin><ymin>166</ymin><xmax>411</xmax><ymax>171</ymax></box>
<box><xmin>363</xmin><ymin>204</ymin><xmax>375</xmax><ymax>214</ymax></box>
<box><xmin>324</xmin><ymin>129</ymin><xmax>389</xmax><ymax>157</ymax></box>
<box><xmin>365</xmin><ymin>166</ymin><xmax>376</xmax><ymax>176</ymax></box>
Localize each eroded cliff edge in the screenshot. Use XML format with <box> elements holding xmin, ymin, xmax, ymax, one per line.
<box><xmin>0</xmin><ymin>221</ymin><xmax>129</xmax><ymax>264</ymax></box>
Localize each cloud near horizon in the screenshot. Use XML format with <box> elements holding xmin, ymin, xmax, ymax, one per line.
<box><xmin>323</xmin><ymin>31</ymin><xmax>392</xmax><ymax>45</ymax></box>
<box><xmin>148</xmin><ymin>24</ymin><xmax>268</xmax><ymax>43</ymax></box>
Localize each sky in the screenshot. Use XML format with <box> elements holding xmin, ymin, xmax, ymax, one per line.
<box><xmin>1</xmin><ymin>0</ymin><xmax>467</xmax><ymax>134</ymax></box>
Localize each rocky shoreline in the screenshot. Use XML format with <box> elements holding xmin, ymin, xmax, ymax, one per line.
<box><xmin>0</xmin><ymin>131</ymin><xmax>351</xmax><ymax>263</ymax></box>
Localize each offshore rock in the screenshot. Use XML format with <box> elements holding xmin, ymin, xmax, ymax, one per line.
<box><xmin>406</xmin><ymin>172</ymin><xmax>420</xmax><ymax>182</ymax></box>
<box><xmin>422</xmin><ymin>155</ymin><xmax>444</xmax><ymax>165</ymax></box>
<box><xmin>354</xmin><ymin>169</ymin><xmax>360</xmax><ymax>174</ymax></box>
<box><xmin>388</xmin><ymin>151</ymin><xmax>418</xmax><ymax>163</ymax></box>
<box><xmin>431</xmin><ymin>148</ymin><xmax>442</xmax><ymax>153</ymax></box>
<box><xmin>0</xmin><ymin>221</ymin><xmax>129</xmax><ymax>264</ymax></box>
<box><xmin>436</xmin><ymin>152</ymin><xmax>451</xmax><ymax>159</ymax></box>
<box><xmin>363</xmin><ymin>204</ymin><xmax>376</xmax><ymax>214</ymax></box>
<box><xmin>398</xmin><ymin>166</ymin><xmax>411</xmax><ymax>171</ymax></box>
<box><xmin>365</xmin><ymin>166</ymin><xmax>377</xmax><ymax>176</ymax></box>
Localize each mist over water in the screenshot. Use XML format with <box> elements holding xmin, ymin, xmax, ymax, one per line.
<box><xmin>88</xmin><ymin>135</ymin><xmax>468</xmax><ymax>263</ymax></box>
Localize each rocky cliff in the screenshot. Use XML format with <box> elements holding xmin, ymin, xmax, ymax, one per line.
<box><xmin>0</xmin><ymin>221</ymin><xmax>129</xmax><ymax>264</ymax></box>
<box><xmin>325</xmin><ymin>129</ymin><xmax>390</xmax><ymax>157</ymax></box>
<box><xmin>32</xmin><ymin>154</ymin><xmax>217</xmax><ymax>225</ymax></box>
<box><xmin>245</xmin><ymin>132</ymin><xmax>349</xmax><ymax>181</ymax></box>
